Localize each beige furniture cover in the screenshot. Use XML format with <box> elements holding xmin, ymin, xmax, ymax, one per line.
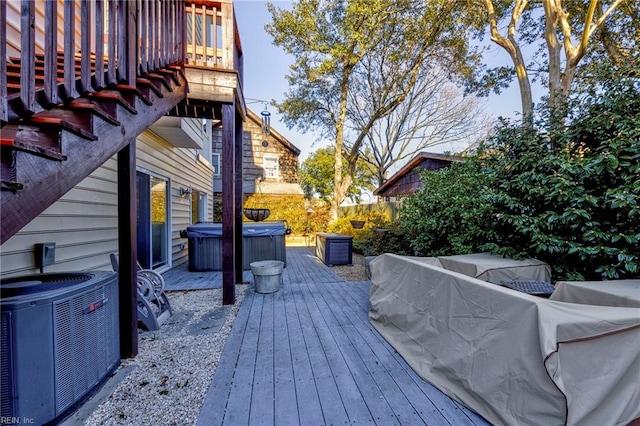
<box><xmin>369</xmin><ymin>254</ymin><xmax>640</xmax><ymax>426</ymax></box>
<box><xmin>550</xmin><ymin>279</ymin><xmax>640</xmax><ymax>308</ymax></box>
<box><xmin>438</xmin><ymin>252</ymin><xmax>551</xmax><ymax>284</ymax></box>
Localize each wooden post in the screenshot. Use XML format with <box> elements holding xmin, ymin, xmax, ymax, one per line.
<box><xmin>94</xmin><ymin>0</ymin><xmax>105</xmax><ymax>90</ymax></box>
<box><xmin>80</xmin><ymin>0</ymin><xmax>91</xmax><ymax>93</ymax></box>
<box><xmin>107</xmin><ymin>0</ymin><xmax>117</xmax><ymax>85</ymax></box>
<box><xmin>63</xmin><ymin>0</ymin><xmax>78</xmax><ymax>99</ymax></box>
<box><xmin>117</xmin><ymin>0</ymin><xmax>136</xmax><ymax>84</ymax></box>
<box><xmin>234</xmin><ymin>108</ymin><xmax>243</xmax><ymax>282</ymax></box>
<box><xmin>20</xmin><ymin>0</ymin><xmax>35</xmax><ymax>112</ymax></box>
<box><xmin>212</xmin><ymin>6</ymin><xmax>218</xmax><ymax>66</ymax></box>
<box><xmin>1</xmin><ymin>1</ymin><xmax>8</xmax><ymax>122</ymax></box>
<box><xmin>126</xmin><ymin>1</ymin><xmax>137</xmax><ymax>84</ymax></box>
<box><xmin>151</xmin><ymin>0</ymin><xmax>157</xmax><ymax>69</ymax></box>
<box><xmin>221</xmin><ymin>103</ymin><xmax>236</xmax><ymax>305</ymax></box>
<box><xmin>44</xmin><ymin>0</ymin><xmax>59</xmax><ymax>105</ymax></box>
<box><xmin>117</xmin><ymin>141</ymin><xmax>138</xmax><ymax>358</ymax></box>
<box><xmin>189</xmin><ymin>4</ymin><xmax>195</xmax><ymax>65</ymax></box>
<box><xmin>201</xmin><ymin>4</ymin><xmax>207</xmax><ymax>65</ymax></box>
<box><xmin>140</xmin><ymin>0</ymin><xmax>148</xmax><ymax>74</ymax></box>
<box><xmin>220</xmin><ymin>1</ymin><xmax>233</xmax><ymax>69</ymax></box>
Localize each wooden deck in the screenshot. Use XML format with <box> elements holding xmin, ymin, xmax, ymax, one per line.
<box><xmin>196</xmin><ymin>247</ymin><xmax>490</xmax><ymax>425</ymax></box>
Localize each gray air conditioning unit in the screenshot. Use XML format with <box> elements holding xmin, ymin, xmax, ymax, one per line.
<box><xmin>1</xmin><ymin>272</ymin><xmax>120</xmax><ymax>425</ymax></box>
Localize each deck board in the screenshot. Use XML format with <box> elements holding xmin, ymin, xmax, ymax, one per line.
<box><xmin>197</xmin><ymin>247</ymin><xmax>491</xmax><ymax>426</ymax></box>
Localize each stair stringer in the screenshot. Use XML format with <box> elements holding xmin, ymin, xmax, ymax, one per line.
<box><xmin>1</xmin><ymin>72</ymin><xmax>188</xmax><ymax>244</ymax></box>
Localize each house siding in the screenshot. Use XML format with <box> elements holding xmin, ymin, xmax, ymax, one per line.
<box><xmin>0</xmin><ymin>158</ymin><xmax>119</xmax><ymax>277</ymax></box>
<box><xmin>212</xmin><ymin>110</ymin><xmax>301</xmax><ymax>196</ymax></box>
<box><xmin>1</xmin><ymin>124</ymin><xmax>215</xmax><ymax>278</ymax></box>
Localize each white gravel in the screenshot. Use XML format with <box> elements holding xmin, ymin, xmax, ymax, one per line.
<box><xmin>83</xmin><ymin>286</ymin><xmax>247</xmax><ymax>426</ymax></box>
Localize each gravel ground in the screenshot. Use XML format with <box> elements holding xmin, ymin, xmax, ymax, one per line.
<box><xmin>79</xmin><ymin>251</ymin><xmax>368</xmax><ymax>425</ymax></box>
<box><xmin>82</xmin><ymin>287</ymin><xmax>247</xmax><ymax>426</ymax></box>
<box><xmin>331</xmin><ymin>251</ymin><xmax>369</xmax><ymax>281</ymax></box>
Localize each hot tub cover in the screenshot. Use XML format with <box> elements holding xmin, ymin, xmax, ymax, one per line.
<box><xmin>186</xmin><ymin>221</ymin><xmax>287</xmax><ymax>238</ymax></box>
<box><xmin>369</xmin><ymin>253</ymin><xmax>640</xmax><ymax>426</ymax></box>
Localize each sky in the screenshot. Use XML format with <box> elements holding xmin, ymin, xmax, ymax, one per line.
<box><xmin>233</xmin><ymin>1</ymin><xmax>540</xmax><ymax>163</ymax></box>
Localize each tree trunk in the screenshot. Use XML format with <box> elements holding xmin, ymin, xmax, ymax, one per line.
<box><xmin>484</xmin><ymin>0</ymin><xmax>534</xmax><ymax>124</ymax></box>
<box><xmin>510</xmin><ymin>47</ymin><xmax>534</xmax><ymax>124</ymax></box>
<box><xmin>543</xmin><ymin>0</ymin><xmax>564</xmax><ymax>114</ymax></box>
<box><xmin>543</xmin><ymin>0</ymin><xmax>624</xmax><ymax>116</ymax></box>
<box><xmin>330</xmin><ymin>71</ymin><xmax>352</xmax><ymax>222</ymax></box>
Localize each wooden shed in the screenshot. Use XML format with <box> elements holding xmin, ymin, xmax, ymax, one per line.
<box><xmin>373</xmin><ymin>152</ymin><xmax>461</xmax><ymax>201</ymax></box>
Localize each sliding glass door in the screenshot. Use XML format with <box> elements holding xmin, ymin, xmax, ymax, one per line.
<box><xmin>137</xmin><ymin>171</ymin><xmax>169</xmax><ymax>270</ymax></box>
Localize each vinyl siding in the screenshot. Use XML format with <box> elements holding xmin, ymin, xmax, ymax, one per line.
<box><xmin>0</xmin><ymin>158</ymin><xmax>119</xmax><ymax>277</ymax></box>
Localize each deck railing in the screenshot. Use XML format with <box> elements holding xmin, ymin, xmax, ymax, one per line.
<box><xmin>185</xmin><ymin>0</ymin><xmax>243</xmax><ymax>77</ymax></box>
<box><xmin>1</xmin><ymin>0</ymin><xmax>243</xmax><ymax>123</ymax></box>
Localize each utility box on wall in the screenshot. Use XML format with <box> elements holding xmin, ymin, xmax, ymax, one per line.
<box><xmin>316</xmin><ymin>233</ymin><xmax>353</xmax><ymax>266</ymax></box>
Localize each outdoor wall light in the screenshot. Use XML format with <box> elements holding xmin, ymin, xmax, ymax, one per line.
<box><xmin>179</xmin><ymin>186</ymin><xmax>192</xmax><ymax>197</ymax></box>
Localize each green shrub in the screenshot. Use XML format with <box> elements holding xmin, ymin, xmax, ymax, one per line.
<box><xmin>242</xmin><ymin>194</ymin><xmax>330</xmax><ymax>236</ymax></box>
<box><xmin>399</xmin><ymin>160</ymin><xmax>498</xmax><ymax>257</ymax></box>
<box><xmin>479</xmin><ymin>57</ymin><xmax>640</xmax><ymax>280</ymax></box>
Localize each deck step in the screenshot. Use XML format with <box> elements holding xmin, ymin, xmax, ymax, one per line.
<box><xmin>0</xmin><ymin>124</ymin><xmax>67</xmax><ymax>160</ymax></box>
<box><xmin>67</xmin><ymin>98</ymin><xmax>121</xmax><ymax>126</ymax></box>
<box><xmin>29</xmin><ymin>109</ymin><xmax>98</xmax><ymax>141</ymax></box>
<box><xmin>116</xmin><ymin>83</ymin><xmax>154</xmax><ymax>106</ymax></box>
<box><xmin>157</xmin><ymin>68</ymin><xmax>182</xmax><ymax>86</ymax></box>
<box><xmin>89</xmin><ymin>90</ymin><xmax>138</xmax><ymax>115</ymax></box>
<box><xmin>136</xmin><ymin>78</ymin><xmax>164</xmax><ymax>99</ymax></box>
<box><xmin>144</xmin><ymin>72</ymin><xmax>173</xmax><ymax>92</ymax></box>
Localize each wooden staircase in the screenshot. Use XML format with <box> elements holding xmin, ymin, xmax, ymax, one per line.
<box><xmin>1</xmin><ymin>60</ymin><xmax>187</xmax><ymax>244</ymax></box>
<box><xmin>1</xmin><ymin>0</ymin><xmax>189</xmax><ymax>244</ymax></box>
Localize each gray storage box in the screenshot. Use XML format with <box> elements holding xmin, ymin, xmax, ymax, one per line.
<box><xmin>187</xmin><ymin>222</ymin><xmax>287</xmax><ymax>271</ymax></box>
<box><xmin>316</xmin><ymin>233</ymin><xmax>353</xmax><ymax>266</ymax></box>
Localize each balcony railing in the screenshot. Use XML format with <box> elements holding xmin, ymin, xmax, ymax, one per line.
<box><xmin>184</xmin><ymin>0</ymin><xmax>243</xmax><ymax>77</ymax></box>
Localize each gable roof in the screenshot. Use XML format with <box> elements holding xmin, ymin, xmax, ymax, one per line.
<box><xmin>373</xmin><ymin>152</ymin><xmax>462</xmax><ymax>196</ymax></box>
<box><xmin>246</xmin><ymin>109</ymin><xmax>301</xmax><ymax>156</ymax></box>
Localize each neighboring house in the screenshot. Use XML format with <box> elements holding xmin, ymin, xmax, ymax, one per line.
<box><xmin>0</xmin><ymin>118</ymin><xmax>215</xmax><ymax>278</ymax></box>
<box><xmin>212</xmin><ymin>108</ymin><xmax>303</xmax><ymax>215</ymax></box>
<box><xmin>373</xmin><ymin>152</ymin><xmax>462</xmax><ymax>201</ymax></box>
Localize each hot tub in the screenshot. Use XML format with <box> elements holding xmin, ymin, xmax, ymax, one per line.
<box><xmin>186</xmin><ymin>222</ymin><xmax>288</xmax><ymax>271</ymax></box>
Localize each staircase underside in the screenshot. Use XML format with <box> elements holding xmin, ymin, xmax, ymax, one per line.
<box><xmin>1</xmin><ymin>65</ymin><xmax>188</xmax><ymax>244</ymax></box>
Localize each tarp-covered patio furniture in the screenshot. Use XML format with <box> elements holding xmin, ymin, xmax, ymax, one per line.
<box><xmin>369</xmin><ymin>253</ymin><xmax>640</xmax><ymax>426</ymax></box>
<box><xmin>550</xmin><ymin>279</ymin><xmax>640</xmax><ymax>308</ymax></box>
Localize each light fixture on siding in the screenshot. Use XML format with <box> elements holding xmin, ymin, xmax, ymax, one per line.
<box><xmin>179</xmin><ymin>186</ymin><xmax>192</xmax><ymax>197</ymax></box>
<box><xmin>260</xmin><ymin>103</ymin><xmax>271</xmax><ymax>137</ymax></box>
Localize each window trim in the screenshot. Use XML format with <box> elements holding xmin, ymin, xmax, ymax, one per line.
<box><xmin>211</xmin><ymin>153</ymin><xmax>221</xmax><ymax>177</ymax></box>
<box><xmin>263</xmin><ymin>155</ymin><xmax>279</xmax><ymax>179</ymax></box>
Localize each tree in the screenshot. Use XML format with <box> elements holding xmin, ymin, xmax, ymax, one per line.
<box><xmin>400</xmin><ymin>160</ymin><xmax>498</xmax><ymax>256</ymax></box>
<box><xmin>355</xmin><ymin>65</ymin><xmax>493</xmax><ymax>186</ymax></box>
<box><xmin>479</xmin><ymin>0</ymin><xmax>631</xmax><ymax>122</ymax></box>
<box><xmin>479</xmin><ymin>54</ymin><xmax>640</xmax><ymax>280</ymax></box>
<box><xmin>266</xmin><ymin>0</ymin><xmax>481</xmax><ymax>220</ymax></box>
<box><xmin>299</xmin><ymin>146</ymin><xmax>375</xmax><ymax>202</ymax></box>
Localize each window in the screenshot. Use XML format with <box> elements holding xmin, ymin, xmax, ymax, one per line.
<box><xmin>263</xmin><ymin>156</ymin><xmax>279</xmax><ymax>179</ymax></box>
<box><xmin>211</xmin><ymin>153</ymin><xmax>221</xmax><ymax>176</ymax></box>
